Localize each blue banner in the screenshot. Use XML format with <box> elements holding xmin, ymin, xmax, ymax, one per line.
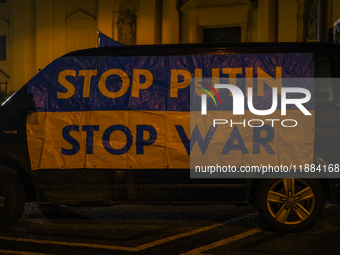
<box><xmin>27</xmin><ymin>54</ymin><xmax>314</xmax><ymax>113</ymax></box>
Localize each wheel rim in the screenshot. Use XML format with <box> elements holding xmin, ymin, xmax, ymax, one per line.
<box><xmin>266</xmin><ymin>178</ymin><xmax>315</xmax><ymax>225</ymax></box>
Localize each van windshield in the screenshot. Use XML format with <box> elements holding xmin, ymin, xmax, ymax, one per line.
<box><xmin>0</xmin><ymin>84</ymin><xmax>27</xmax><ymax>115</ymax></box>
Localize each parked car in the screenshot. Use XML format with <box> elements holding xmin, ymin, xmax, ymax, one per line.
<box><xmin>0</xmin><ymin>42</ymin><xmax>339</xmax><ymax>232</ymax></box>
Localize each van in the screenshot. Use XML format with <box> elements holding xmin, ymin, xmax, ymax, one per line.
<box><xmin>0</xmin><ymin>42</ymin><xmax>339</xmax><ymax>233</ymax></box>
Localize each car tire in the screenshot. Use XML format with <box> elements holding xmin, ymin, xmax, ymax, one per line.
<box><xmin>257</xmin><ymin>178</ymin><xmax>325</xmax><ymax>233</ymax></box>
<box><xmin>0</xmin><ymin>165</ymin><xmax>25</xmax><ymax>229</ymax></box>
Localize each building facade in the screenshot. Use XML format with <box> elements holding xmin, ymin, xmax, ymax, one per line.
<box><xmin>0</xmin><ymin>0</ymin><xmax>339</xmax><ymax>93</ymax></box>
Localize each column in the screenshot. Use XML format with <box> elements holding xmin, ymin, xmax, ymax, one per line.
<box><xmin>52</xmin><ymin>0</ymin><xmax>66</xmax><ymax>59</ymax></box>
<box><xmin>277</xmin><ymin>0</ymin><xmax>297</xmax><ymax>42</ymax></box>
<box><xmin>162</xmin><ymin>0</ymin><xmax>179</xmax><ymax>44</ymax></box>
<box><xmin>137</xmin><ymin>0</ymin><xmax>161</xmax><ymax>45</ymax></box>
<box><xmin>97</xmin><ymin>0</ymin><xmax>113</xmax><ymax>37</ymax></box>
<box><xmin>35</xmin><ymin>0</ymin><xmax>53</xmax><ymax>71</ymax></box>
<box><xmin>257</xmin><ymin>0</ymin><xmax>277</xmax><ymax>42</ymax></box>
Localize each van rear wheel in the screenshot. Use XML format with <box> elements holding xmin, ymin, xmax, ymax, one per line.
<box><xmin>0</xmin><ymin>166</ymin><xmax>25</xmax><ymax>229</ymax></box>
<box><xmin>257</xmin><ymin>178</ymin><xmax>324</xmax><ymax>233</ymax></box>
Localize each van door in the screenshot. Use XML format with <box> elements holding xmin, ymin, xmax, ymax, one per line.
<box><xmin>314</xmin><ymin>52</ymin><xmax>340</xmax><ymax>167</ymax></box>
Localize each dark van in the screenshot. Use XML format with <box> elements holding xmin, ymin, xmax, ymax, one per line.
<box><xmin>0</xmin><ymin>42</ymin><xmax>340</xmax><ymax>233</ymax></box>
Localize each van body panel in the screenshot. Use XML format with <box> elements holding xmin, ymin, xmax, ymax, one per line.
<box><xmin>0</xmin><ymin>42</ymin><xmax>340</xmax><ymax>205</ymax></box>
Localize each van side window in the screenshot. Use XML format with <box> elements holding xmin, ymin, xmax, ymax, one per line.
<box><xmin>314</xmin><ymin>56</ymin><xmax>333</xmax><ymax>103</ymax></box>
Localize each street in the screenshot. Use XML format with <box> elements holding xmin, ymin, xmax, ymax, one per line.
<box><xmin>0</xmin><ymin>202</ymin><xmax>339</xmax><ymax>255</ymax></box>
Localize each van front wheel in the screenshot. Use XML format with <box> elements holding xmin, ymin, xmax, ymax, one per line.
<box><xmin>257</xmin><ymin>178</ymin><xmax>324</xmax><ymax>233</ymax></box>
<box><xmin>0</xmin><ymin>166</ymin><xmax>25</xmax><ymax>229</ymax></box>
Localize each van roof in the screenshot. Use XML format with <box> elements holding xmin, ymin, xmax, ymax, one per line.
<box><xmin>63</xmin><ymin>42</ymin><xmax>340</xmax><ymax>57</ymax></box>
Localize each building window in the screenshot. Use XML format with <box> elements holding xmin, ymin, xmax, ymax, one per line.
<box><xmin>203</xmin><ymin>27</ymin><xmax>241</xmax><ymax>44</ymax></box>
<box><xmin>0</xmin><ymin>36</ymin><xmax>5</xmax><ymax>60</ymax></box>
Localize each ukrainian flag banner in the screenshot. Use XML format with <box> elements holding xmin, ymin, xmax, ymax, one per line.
<box><xmin>26</xmin><ymin>53</ymin><xmax>314</xmax><ymax>171</ymax></box>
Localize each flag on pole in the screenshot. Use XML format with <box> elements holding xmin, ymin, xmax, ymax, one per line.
<box><xmin>97</xmin><ymin>29</ymin><xmax>124</xmax><ymax>47</ymax></box>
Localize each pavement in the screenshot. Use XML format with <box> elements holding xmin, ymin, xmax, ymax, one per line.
<box><xmin>0</xmin><ymin>202</ymin><xmax>339</xmax><ymax>255</ymax></box>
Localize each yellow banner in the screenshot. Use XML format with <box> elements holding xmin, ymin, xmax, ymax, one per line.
<box><xmin>26</xmin><ymin>110</ymin><xmax>313</xmax><ymax>170</ymax></box>
<box><xmin>26</xmin><ymin>111</ymin><xmax>190</xmax><ymax>170</ymax></box>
